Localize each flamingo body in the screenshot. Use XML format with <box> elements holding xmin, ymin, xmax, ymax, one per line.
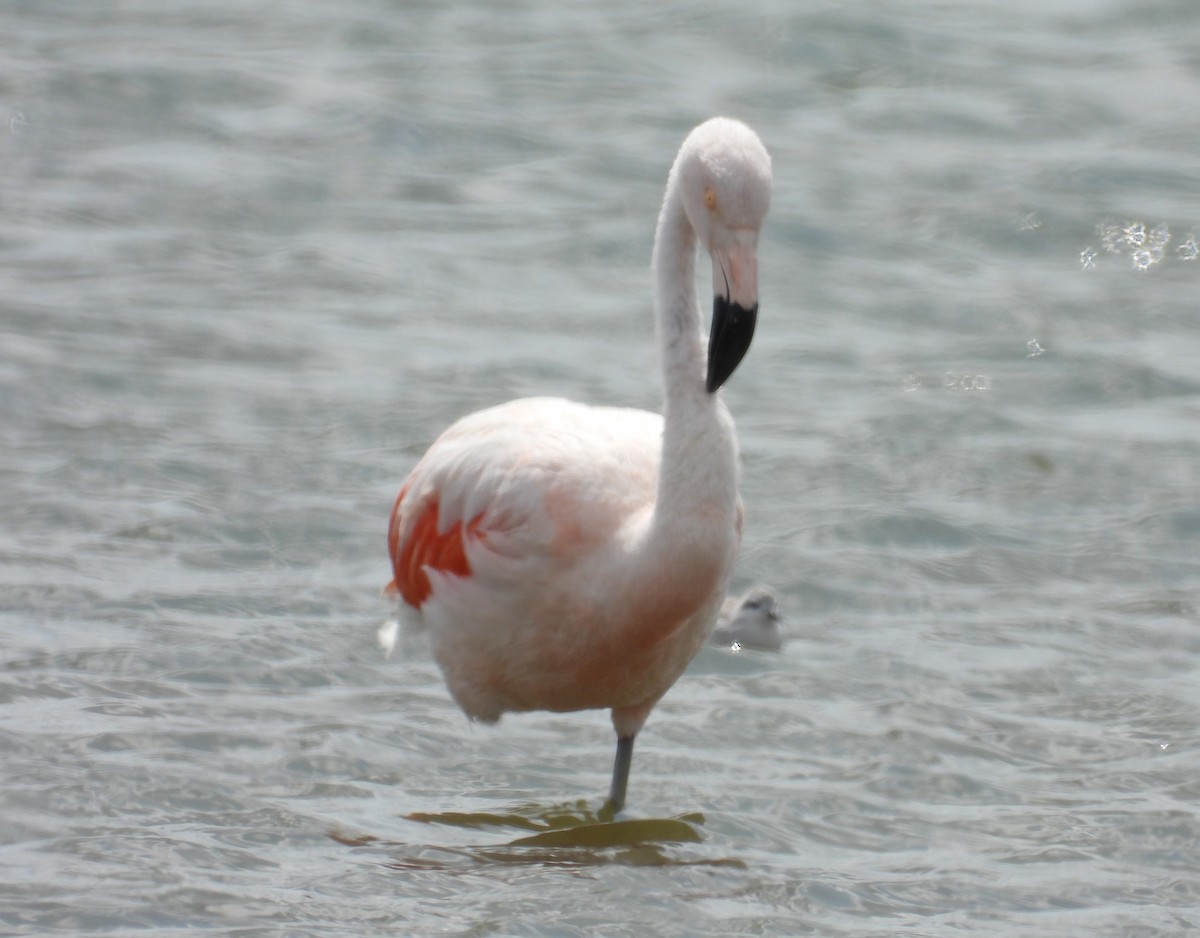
<box><xmin>386</xmin><ymin>118</ymin><xmax>772</xmax><ymax>810</ymax></box>
<box><xmin>388</xmin><ymin>398</ymin><xmax>729</xmax><ymax>730</ymax></box>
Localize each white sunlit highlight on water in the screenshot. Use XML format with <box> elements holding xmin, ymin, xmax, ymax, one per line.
<box><xmin>1085</xmin><ymin>219</ymin><xmax>1198</xmax><ymax>271</ymax></box>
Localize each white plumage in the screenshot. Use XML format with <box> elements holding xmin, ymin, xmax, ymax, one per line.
<box><xmin>385</xmin><ymin>117</ymin><xmax>773</xmax><ymax>811</ymax></box>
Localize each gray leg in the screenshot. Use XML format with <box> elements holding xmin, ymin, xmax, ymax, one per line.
<box><xmin>607</xmin><ymin>733</ymin><xmax>636</xmax><ymax>814</ymax></box>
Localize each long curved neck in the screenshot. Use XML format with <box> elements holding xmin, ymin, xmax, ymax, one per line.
<box><xmin>652</xmin><ymin>180</ymin><xmax>708</xmax><ymax>403</ymax></box>
<box><xmin>629</xmin><ymin>175</ymin><xmax>740</xmax><ymax>615</ymax></box>
<box><xmin>651</xmin><ymin>175</ymin><xmax>738</xmax><ymax>488</ymax></box>
<box><xmin>602</xmin><ymin>172</ymin><xmax>742</xmax><ymax>663</ymax></box>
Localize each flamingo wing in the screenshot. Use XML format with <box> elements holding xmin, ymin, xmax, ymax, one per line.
<box><xmin>387</xmin><ymin>397</ymin><xmax>662</xmax><ymax>611</ymax></box>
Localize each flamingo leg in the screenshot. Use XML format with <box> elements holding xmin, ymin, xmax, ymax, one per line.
<box><xmin>607</xmin><ymin>733</ymin><xmax>636</xmax><ymax>814</ymax></box>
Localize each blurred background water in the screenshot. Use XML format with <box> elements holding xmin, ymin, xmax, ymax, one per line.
<box><xmin>3</xmin><ymin>0</ymin><xmax>1200</xmax><ymax>934</ymax></box>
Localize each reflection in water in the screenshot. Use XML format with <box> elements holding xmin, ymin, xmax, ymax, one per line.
<box><xmin>329</xmin><ymin>800</ymin><xmax>746</xmax><ymax>870</ymax></box>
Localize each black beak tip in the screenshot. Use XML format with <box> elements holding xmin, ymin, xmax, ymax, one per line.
<box><xmin>706</xmin><ymin>297</ymin><xmax>758</xmax><ymax>393</ymax></box>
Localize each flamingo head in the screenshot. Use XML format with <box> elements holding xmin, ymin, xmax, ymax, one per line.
<box><xmin>676</xmin><ymin>117</ymin><xmax>773</xmax><ymax>393</ymax></box>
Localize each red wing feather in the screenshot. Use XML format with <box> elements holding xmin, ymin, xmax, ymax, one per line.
<box><xmin>387</xmin><ymin>487</ymin><xmax>484</xmax><ymax>608</ymax></box>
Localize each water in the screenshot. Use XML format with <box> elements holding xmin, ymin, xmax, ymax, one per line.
<box><xmin>3</xmin><ymin>1</ymin><xmax>1200</xmax><ymax>934</ymax></box>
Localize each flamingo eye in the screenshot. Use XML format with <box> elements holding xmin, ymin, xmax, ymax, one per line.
<box><xmin>704</xmin><ymin>187</ymin><xmax>717</xmax><ymax>211</ymax></box>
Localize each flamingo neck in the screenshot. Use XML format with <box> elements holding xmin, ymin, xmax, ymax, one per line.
<box><xmin>652</xmin><ymin>182</ymin><xmax>707</xmax><ymax>403</ymax></box>
<box><xmin>651</xmin><ymin>177</ymin><xmax>738</xmax><ymax>471</ymax></box>
<box><xmin>632</xmin><ymin>176</ymin><xmax>740</xmax><ymax>613</ymax></box>
<box><xmin>588</xmin><ymin>168</ymin><xmax>742</xmax><ymax>681</ymax></box>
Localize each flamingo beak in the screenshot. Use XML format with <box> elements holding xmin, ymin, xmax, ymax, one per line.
<box><xmin>706</xmin><ymin>235</ymin><xmax>759</xmax><ymax>393</ymax></box>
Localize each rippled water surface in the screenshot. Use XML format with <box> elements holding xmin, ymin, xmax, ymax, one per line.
<box><xmin>3</xmin><ymin>1</ymin><xmax>1200</xmax><ymax>935</ymax></box>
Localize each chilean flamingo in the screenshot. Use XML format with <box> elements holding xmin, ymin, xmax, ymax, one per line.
<box><xmin>385</xmin><ymin>117</ymin><xmax>772</xmax><ymax>812</ymax></box>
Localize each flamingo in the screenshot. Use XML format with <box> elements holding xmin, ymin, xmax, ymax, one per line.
<box><xmin>385</xmin><ymin>117</ymin><xmax>772</xmax><ymax>812</ymax></box>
